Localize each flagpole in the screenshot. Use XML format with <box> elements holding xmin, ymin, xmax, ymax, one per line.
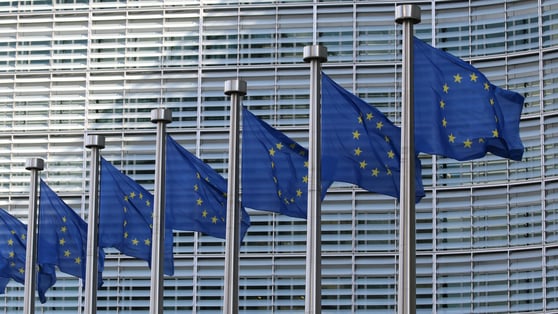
<box><xmin>303</xmin><ymin>45</ymin><xmax>327</xmax><ymax>314</ymax></box>
<box><xmin>23</xmin><ymin>157</ymin><xmax>44</xmax><ymax>314</ymax></box>
<box><xmin>395</xmin><ymin>5</ymin><xmax>421</xmax><ymax>314</ymax></box>
<box><xmin>223</xmin><ymin>79</ymin><xmax>246</xmax><ymax>314</ymax></box>
<box><xmin>149</xmin><ymin>108</ymin><xmax>172</xmax><ymax>314</ymax></box>
<box><xmin>84</xmin><ymin>135</ymin><xmax>105</xmax><ymax>314</ymax></box>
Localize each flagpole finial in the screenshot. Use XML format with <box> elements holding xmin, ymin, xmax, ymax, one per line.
<box><xmin>150</xmin><ymin>108</ymin><xmax>172</xmax><ymax>124</ymax></box>
<box><xmin>224</xmin><ymin>79</ymin><xmax>247</xmax><ymax>96</ymax></box>
<box><xmin>395</xmin><ymin>4</ymin><xmax>421</xmax><ymax>24</ymax></box>
<box><xmin>85</xmin><ymin>135</ymin><xmax>106</xmax><ymax>149</ymax></box>
<box><xmin>303</xmin><ymin>45</ymin><xmax>327</xmax><ymax>63</ymax></box>
<box><xmin>25</xmin><ymin>158</ymin><xmax>44</xmax><ymax>171</ymax></box>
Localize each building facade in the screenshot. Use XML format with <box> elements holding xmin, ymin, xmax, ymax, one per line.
<box><xmin>0</xmin><ymin>0</ymin><xmax>555</xmax><ymax>313</ymax></box>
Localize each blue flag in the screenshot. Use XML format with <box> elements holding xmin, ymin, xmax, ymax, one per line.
<box><xmin>38</xmin><ymin>180</ymin><xmax>105</xmax><ymax>303</ymax></box>
<box><xmin>0</xmin><ymin>208</ymin><xmax>27</xmax><ymax>291</ymax></box>
<box><xmin>321</xmin><ymin>73</ymin><xmax>425</xmax><ymax>201</ymax></box>
<box><xmin>242</xmin><ymin>107</ymin><xmax>331</xmax><ymax>219</ymax></box>
<box><xmin>99</xmin><ymin>158</ymin><xmax>174</xmax><ymax>275</ymax></box>
<box><xmin>414</xmin><ymin>36</ymin><xmax>525</xmax><ymax>161</ymax></box>
<box><xmin>166</xmin><ymin>135</ymin><xmax>250</xmax><ymax>240</ymax></box>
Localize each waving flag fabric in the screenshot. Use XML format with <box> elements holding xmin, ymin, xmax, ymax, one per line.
<box><xmin>321</xmin><ymin>73</ymin><xmax>425</xmax><ymax>201</ymax></box>
<box><xmin>99</xmin><ymin>158</ymin><xmax>174</xmax><ymax>275</ymax></box>
<box><xmin>166</xmin><ymin>135</ymin><xmax>250</xmax><ymax>240</ymax></box>
<box><xmin>242</xmin><ymin>107</ymin><xmax>331</xmax><ymax>218</ymax></box>
<box><xmin>414</xmin><ymin>36</ymin><xmax>524</xmax><ymax>161</ymax></box>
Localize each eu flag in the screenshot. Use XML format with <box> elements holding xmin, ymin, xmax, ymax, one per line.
<box><xmin>321</xmin><ymin>73</ymin><xmax>425</xmax><ymax>201</ymax></box>
<box><xmin>99</xmin><ymin>158</ymin><xmax>174</xmax><ymax>275</ymax></box>
<box><xmin>414</xmin><ymin>36</ymin><xmax>525</xmax><ymax>161</ymax></box>
<box><xmin>0</xmin><ymin>208</ymin><xmax>27</xmax><ymax>290</ymax></box>
<box><xmin>242</xmin><ymin>107</ymin><xmax>332</xmax><ymax>219</ymax></box>
<box><xmin>38</xmin><ymin>180</ymin><xmax>105</xmax><ymax>303</ymax></box>
<box><xmin>166</xmin><ymin>135</ymin><xmax>250</xmax><ymax>240</ymax></box>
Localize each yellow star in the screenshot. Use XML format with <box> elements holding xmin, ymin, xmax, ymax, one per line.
<box><xmin>59</xmin><ymin>238</ymin><xmax>66</xmax><ymax>246</ymax></box>
<box><xmin>7</xmin><ymin>239</ymin><xmax>13</xmax><ymax>246</ymax></box>
<box><xmin>479</xmin><ymin>138</ymin><xmax>485</xmax><ymax>143</ymax></box>
<box><xmin>360</xmin><ymin>160</ymin><xmax>367</xmax><ymax>169</ymax></box>
<box><xmin>211</xmin><ymin>216</ymin><xmax>218</xmax><ymax>224</ymax></box>
<box><xmin>276</xmin><ymin>142</ymin><xmax>283</xmax><ymax>150</ymax></box>
<box><xmin>490</xmin><ymin>98</ymin><xmax>494</xmax><ymax>105</ymax></box>
<box><xmin>273</xmin><ymin>176</ymin><xmax>278</xmax><ymax>183</ymax></box>
<box><xmin>302</xmin><ymin>176</ymin><xmax>308</xmax><ymax>183</ymax></box>
<box><xmin>357</xmin><ymin>116</ymin><xmax>363</xmax><ymax>124</ymax></box>
<box><xmin>304</xmin><ymin>161</ymin><xmax>308</xmax><ymax>168</ymax></box>
<box><xmin>289</xmin><ymin>143</ymin><xmax>296</xmax><ymax>149</ymax></box>
<box><xmin>470</xmin><ymin>73</ymin><xmax>478</xmax><ymax>82</ymax></box>
<box><xmin>9</xmin><ymin>251</ymin><xmax>14</xmax><ymax>258</ymax></box>
<box><xmin>124</xmin><ymin>232</ymin><xmax>128</xmax><ymax>238</ymax></box>
<box><xmin>453</xmin><ymin>73</ymin><xmax>462</xmax><ymax>83</ymax></box>
<box><xmin>139</xmin><ymin>193</ymin><xmax>143</xmax><ymax>199</ymax></box>
<box><xmin>271</xmin><ymin>161</ymin><xmax>275</xmax><ymax>169</ymax></box>
<box><xmin>448</xmin><ymin>133</ymin><xmax>456</xmax><ymax>143</ymax></box>
<box><xmin>296</xmin><ymin>189</ymin><xmax>303</xmax><ymax>197</ymax></box>
<box><xmin>439</xmin><ymin>100</ymin><xmax>445</xmax><ymax>109</ymax></box>
<box><xmin>21</xmin><ymin>234</ymin><xmax>25</xmax><ymax>240</ymax></box>
<box><xmin>463</xmin><ymin>139</ymin><xmax>472</xmax><ymax>148</ymax></box>
<box><xmin>64</xmin><ymin>250</ymin><xmax>71</xmax><ymax>257</ymax></box>
<box><xmin>384</xmin><ymin>135</ymin><xmax>390</xmax><ymax>143</ymax></box>
<box><xmin>484</xmin><ymin>82</ymin><xmax>490</xmax><ymax>90</ymax></box>
<box><xmin>442</xmin><ymin>117</ymin><xmax>447</xmax><ymax>127</ymax></box>
<box><xmin>144</xmin><ymin>239</ymin><xmax>151</xmax><ymax>246</ymax></box>
<box><xmin>386</xmin><ymin>168</ymin><xmax>392</xmax><ymax>175</ymax></box>
<box><xmin>123</xmin><ymin>206</ymin><xmax>127</xmax><ymax>213</ymax></box>
<box><xmin>366</xmin><ymin>113</ymin><xmax>373</xmax><ymax>120</ymax></box>
<box><xmin>132</xmin><ymin>238</ymin><xmax>139</xmax><ymax>245</ymax></box>
<box><xmin>202</xmin><ymin>210</ymin><xmax>208</xmax><ymax>218</ymax></box>
<box><xmin>74</xmin><ymin>257</ymin><xmax>81</xmax><ymax>264</ymax></box>
<box><xmin>123</xmin><ymin>220</ymin><xmax>127</xmax><ymax>227</ymax></box>
<box><xmin>62</xmin><ymin>216</ymin><xmax>67</xmax><ymax>223</ymax></box>
<box><xmin>196</xmin><ymin>198</ymin><xmax>203</xmax><ymax>206</ymax></box>
<box><xmin>269</xmin><ymin>147</ymin><xmax>275</xmax><ymax>156</ymax></box>
<box><xmin>443</xmin><ymin>83</ymin><xmax>450</xmax><ymax>93</ymax></box>
<box><xmin>19</xmin><ymin>267</ymin><xmax>24</xmax><ymax>274</ymax></box>
<box><xmin>376</xmin><ymin>121</ymin><xmax>383</xmax><ymax>130</ymax></box>
<box><xmin>146</xmin><ymin>200</ymin><xmax>151</xmax><ymax>207</ymax></box>
<box><xmin>492</xmin><ymin>129</ymin><xmax>499</xmax><ymax>137</ymax></box>
<box><xmin>371</xmin><ymin>168</ymin><xmax>379</xmax><ymax>177</ymax></box>
<box><xmin>124</xmin><ymin>195</ymin><xmax>128</xmax><ymax>201</ymax></box>
<box><xmin>277</xmin><ymin>190</ymin><xmax>282</xmax><ymax>197</ymax></box>
<box><xmin>130</xmin><ymin>192</ymin><xmax>136</xmax><ymax>199</ymax></box>
<box><xmin>387</xmin><ymin>150</ymin><xmax>395</xmax><ymax>159</ymax></box>
<box><xmin>354</xmin><ymin>147</ymin><xmax>362</xmax><ymax>156</ymax></box>
<box><xmin>352</xmin><ymin>130</ymin><xmax>360</xmax><ymax>139</ymax></box>
<box><xmin>60</xmin><ymin>226</ymin><xmax>67</xmax><ymax>233</ymax></box>
<box><xmin>194</xmin><ymin>184</ymin><xmax>199</xmax><ymax>191</ymax></box>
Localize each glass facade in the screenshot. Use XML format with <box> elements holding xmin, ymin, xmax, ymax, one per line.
<box><xmin>0</xmin><ymin>0</ymin><xmax>554</xmax><ymax>313</ymax></box>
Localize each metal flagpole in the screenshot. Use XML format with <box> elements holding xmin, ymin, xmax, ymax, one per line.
<box><xmin>149</xmin><ymin>108</ymin><xmax>172</xmax><ymax>314</ymax></box>
<box><xmin>303</xmin><ymin>45</ymin><xmax>327</xmax><ymax>314</ymax></box>
<box><xmin>223</xmin><ymin>79</ymin><xmax>246</xmax><ymax>314</ymax></box>
<box><xmin>395</xmin><ymin>5</ymin><xmax>421</xmax><ymax>314</ymax></box>
<box><xmin>23</xmin><ymin>157</ymin><xmax>44</xmax><ymax>314</ymax></box>
<box><xmin>84</xmin><ymin>135</ymin><xmax>105</xmax><ymax>314</ymax></box>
